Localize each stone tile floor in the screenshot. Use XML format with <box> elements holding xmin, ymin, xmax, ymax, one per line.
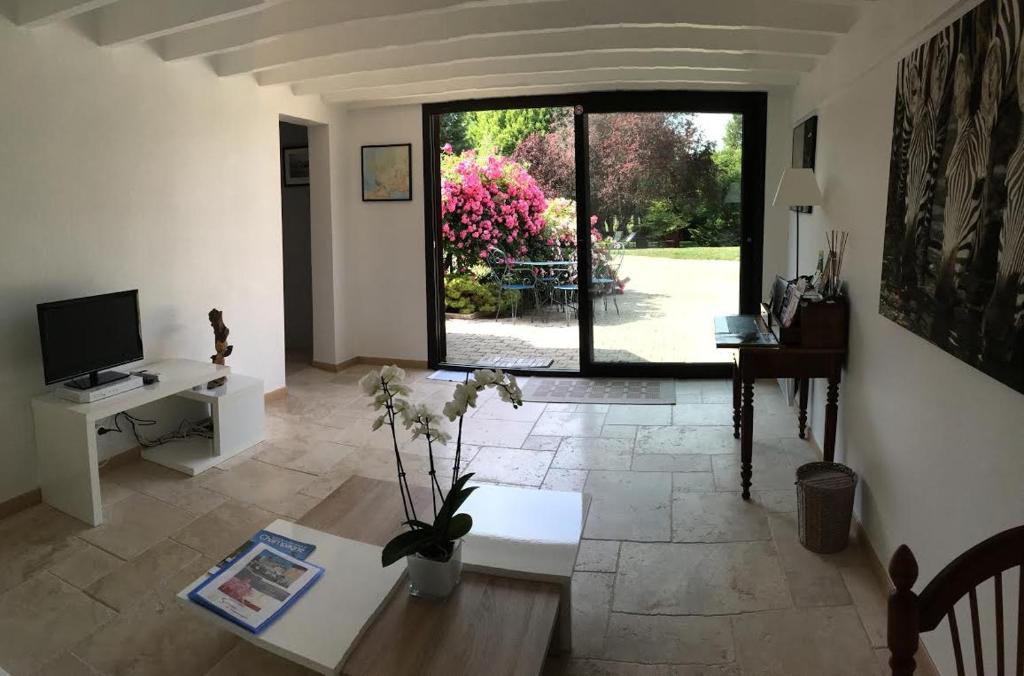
<box><xmin>0</xmin><ymin>362</ymin><xmax>922</xmax><ymax>675</ymax></box>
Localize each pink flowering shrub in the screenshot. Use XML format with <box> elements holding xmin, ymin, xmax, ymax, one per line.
<box><xmin>440</xmin><ymin>148</ymin><xmax>549</xmax><ymax>270</ymax></box>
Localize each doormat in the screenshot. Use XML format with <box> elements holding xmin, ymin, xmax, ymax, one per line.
<box><xmin>522</xmin><ymin>378</ymin><xmax>676</xmax><ymax>405</ymax></box>
<box><xmin>477</xmin><ymin>355</ymin><xmax>554</xmax><ymax>369</ymax></box>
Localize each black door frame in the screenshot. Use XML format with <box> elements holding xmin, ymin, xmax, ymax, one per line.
<box><xmin>422</xmin><ymin>90</ymin><xmax>767</xmax><ymax>378</ymax></box>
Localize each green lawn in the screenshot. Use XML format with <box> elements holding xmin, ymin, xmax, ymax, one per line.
<box><xmin>622</xmin><ymin>246</ymin><xmax>740</xmax><ymax>261</ymax></box>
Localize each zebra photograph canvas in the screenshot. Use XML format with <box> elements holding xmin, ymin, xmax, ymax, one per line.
<box><xmin>880</xmin><ymin>0</ymin><xmax>1024</xmax><ymax>394</ymax></box>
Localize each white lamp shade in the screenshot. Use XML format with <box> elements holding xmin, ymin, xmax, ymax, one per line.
<box><xmin>773</xmin><ymin>168</ymin><xmax>822</xmax><ymax>207</ymax></box>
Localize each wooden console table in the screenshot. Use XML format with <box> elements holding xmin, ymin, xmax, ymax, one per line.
<box><xmin>716</xmin><ymin>304</ymin><xmax>847</xmax><ymax>499</ymax></box>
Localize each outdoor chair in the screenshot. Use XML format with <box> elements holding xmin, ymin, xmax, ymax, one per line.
<box><xmin>552</xmin><ymin>260</ymin><xmax>578</xmax><ymax>325</ymax></box>
<box><xmin>490</xmin><ymin>247</ymin><xmax>537</xmax><ymax>322</ymax></box>
<box><xmin>592</xmin><ymin>242</ymin><xmax>628</xmax><ymax>315</ymax></box>
<box><xmin>887</xmin><ymin>524</ymin><xmax>1024</xmax><ymax>675</ymax></box>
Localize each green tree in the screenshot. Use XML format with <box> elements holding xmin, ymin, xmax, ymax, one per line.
<box><xmin>463</xmin><ymin>108</ymin><xmax>559</xmax><ymax>156</ymax></box>
<box><xmin>440</xmin><ymin>112</ymin><xmax>470</xmax><ymax>154</ymax></box>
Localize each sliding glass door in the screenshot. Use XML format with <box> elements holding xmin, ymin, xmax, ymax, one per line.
<box><xmin>423</xmin><ymin>92</ymin><xmax>765</xmax><ymax>378</ymax></box>
<box><xmin>584</xmin><ymin>111</ymin><xmax>743</xmax><ymax>368</ymax></box>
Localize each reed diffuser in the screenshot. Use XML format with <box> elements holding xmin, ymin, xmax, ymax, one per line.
<box><xmin>821</xmin><ymin>230</ymin><xmax>848</xmax><ymax>299</ymax></box>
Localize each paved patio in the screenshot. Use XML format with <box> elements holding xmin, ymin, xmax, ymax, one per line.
<box><xmin>446</xmin><ymin>256</ymin><xmax>739</xmax><ymax>369</ymax></box>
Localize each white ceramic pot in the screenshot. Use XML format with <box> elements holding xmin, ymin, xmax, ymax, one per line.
<box><xmin>406</xmin><ymin>540</ymin><xmax>463</xmax><ymax>599</ymax></box>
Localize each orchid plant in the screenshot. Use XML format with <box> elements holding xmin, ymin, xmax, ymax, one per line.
<box><xmin>359</xmin><ymin>365</ymin><xmax>524</xmax><ymax>566</ymax></box>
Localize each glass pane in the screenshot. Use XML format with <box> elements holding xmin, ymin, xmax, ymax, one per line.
<box><xmin>588</xmin><ymin>112</ymin><xmax>741</xmax><ymax>364</ymax></box>
<box><xmin>437</xmin><ymin>108</ymin><xmax>579</xmax><ymax>370</ymax></box>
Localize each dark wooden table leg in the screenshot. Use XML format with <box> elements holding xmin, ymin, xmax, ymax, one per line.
<box><xmin>798</xmin><ymin>378</ymin><xmax>809</xmax><ymax>439</ymax></box>
<box><xmin>740</xmin><ymin>376</ymin><xmax>754</xmax><ymax>499</ymax></box>
<box><xmin>732</xmin><ymin>356</ymin><xmax>741</xmax><ymax>439</ymax></box>
<box><xmin>823</xmin><ymin>374</ymin><xmax>840</xmax><ymax>462</ymax></box>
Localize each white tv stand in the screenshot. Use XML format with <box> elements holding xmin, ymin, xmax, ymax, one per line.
<box><xmin>32</xmin><ymin>358</ymin><xmax>265</xmax><ymax>526</ymax></box>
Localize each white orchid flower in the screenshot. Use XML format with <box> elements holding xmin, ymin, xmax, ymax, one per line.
<box><xmin>359</xmin><ymin>371</ymin><xmax>381</xmax><ymax>396</ymax></box>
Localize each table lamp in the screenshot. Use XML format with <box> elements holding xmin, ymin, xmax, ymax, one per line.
<box><xmin>773</xmin><ymin>168</ymin><xmax>822</xmax><ymax>278</ymax></box>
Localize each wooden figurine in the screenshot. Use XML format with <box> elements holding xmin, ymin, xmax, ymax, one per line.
<box><xmin>208</xmin><ymin>308</ymin><xmax>233</xmax><ymax>389</ymax></box>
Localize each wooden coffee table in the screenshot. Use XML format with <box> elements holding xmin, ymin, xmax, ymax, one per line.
<box><xmin>182</xmin><ymin>476</ymin><xmax>584</xmax><ymax>675</ymax></box>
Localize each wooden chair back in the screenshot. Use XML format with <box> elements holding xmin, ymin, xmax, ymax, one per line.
<box><xmin>888</xmin><ymin>525</ymin><xmax>1024</xmax><ymax>675</ymax></box>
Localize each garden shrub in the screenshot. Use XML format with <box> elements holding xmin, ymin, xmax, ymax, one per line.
<box><xmin>444</xmin><ymin>275</ymin><xmax>518</xmax><ymax>315</ymax></box>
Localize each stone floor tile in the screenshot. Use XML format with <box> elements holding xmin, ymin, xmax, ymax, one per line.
<box><xmin>574</xmin><ymin>540</ymin><xmax>620</xmax><ymax>573</ymax></box>
<box><xmin>533</xmin><ymin>411</ymin><xmax>606</xmax><ymax>437</ymax></box>
<box><xmin>671</xmin><ymin>403</ymin><xmax>734</xmax><ymax>426</ymax></box>
<box><xmin>614</xmin><ymin>541</ymin><xmax>789</xmax><ymax>614</ymax></box>
<box><xmin>769</xmin><ymin>513</ymin><xmax>852</xmax><ymax>607</ymax></box>
<box><xmin>570</xmin><ymin>572</ymin><xmax>614</xmax><ymax>658</ymax></box>
<box><xmin>541</xmin><ymin>469</ymin><xmax>589</xmax><ymax>492</ymax></box>
<box><xmin>102</xmin><ymin>460</ymin><xmax>228</xmax><ymax>516</ymax></box>
<box><xmin>99</xmin><ymin>480</ymin><xmax>137</xmax><ymax>507</ymax></box>
<box><xmin>87</xmin><ymin>538</ymin><xmax>201</xmax><ymax>612</ymax></box>
<box><xmin>710</xmin><ymin>440</ymin><xmax>816</xmax><ymax>493</ymax></box>
<box><xmin>632</xmin><ymin>454</ymin><xmax>712</xmax><ymax>472</ymax></box>
<box><xmin>746</xmin><ymin>489</ymin><xmax>797</xmax><ymax>513</ymax></box>
<box><xmin>73</xmin><ymin>588</ymin><xmax>237</xmax><ymax>676</ymax></box>
<box><xmin>603</xmin><ymin>613</ymin><xmax>735</xmax><ymax>664</ymax></box>
<box><xmin>552</xmin><ymin>437</ymin><xmax>633</xmax><ymax>470</ymax></box>
<box><xmin>0</xmin><ymin>504</ymin><xmax>88</xmax><ymax>594</ymax></box>
<box><xmin>199</xmin><ymin>460</ymin><xmax>315</xmax><ymax>515</ymax></box>
<box><xmin>672</xmin><ymin>493</ymin><xmax>771</xmax><ymax>543</ymax></box>
<box><xmin>254</xmin><ymin>440</ymin><xmax>355</xmax><ymax>476</ymax></box>
<box><xmin>543</xmin><ymin>659</ymin><xmax>740</xmax><ymax>675</ymax></box>
<box><xmin>840</xmin><ymin>562</ymin><xmax>889</xmax><ymax>647</ymax></box>
<box><xmin>544</xmin><ymin>403</ymin><xmax>577</xmax><ymax>412</ymax></box>
<box><xmin>46</xmin><ymin>539</ymin><xmax>123</xmax><ymax>590</ymax></box>
<box><xmin>458</xmin><ymin>418</ymin><xmax>535</xmax><ymax>448</ymax></box>
<box><xmin>0</xmin><ymin>573</ymin><xmax>116</xmax><ymax>675</ymax></box>
<box><xmin>522</xmin><ymin>435</ymin><xmax>562</xmax><ymax>451</ymax></box>
<box><xmin>31</xmin><ymin>651</ymin><xmax>101</xmax><ymax>676</ymax></box>
<box><xmin>605</xmin><ymin>405</ymin><xmax>673</xmax><ymax>426</ymax></box>
<box><xmin>79</xmin><ymin>493</ymin><xmax>195</xmax><ymax>560</ymax></box>
<box><xmin>636</xmin><ymin>425</ymin><xmax>737</xmax><ymax>455</ymax></box>
<box><xmin>205</xmin><ymin>642</ymin><xmax>318</xmax><ymax>675</ymax></box>
<box><xmin>465</xmin><ymin>447</ymin><xmax>554</xmax><ymax>486</ymax></box>
<box><xmin>583</xmin><ymin>471</ymin><xmax>671</xmax><ymax>541</ymax></box>
<box><xmin>473</xmin><ymin>399</ymin><xmax>546</xmax><ymax>423</ymax></box>
<box><xmin>171</xmin><ymin>500</ymin><xmax>276</xmax><ymax>561</ymax></box>
<box><xmin>600</xmin><ymin>424</ymin><xmax>637</xmax><ymax>440</ymax></box>
<box><xmin>732</xmin><ymin>607</ymin><xmax>880</xmax><ymax>676</ymax></box>
<box><xmin>672</xmin><ymin>472</ymin><xmax>718</xmax><ymax>492</ymax></box>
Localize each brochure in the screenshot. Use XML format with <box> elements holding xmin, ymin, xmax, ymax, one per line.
<box><xmin>208</xmin><ymin>530</ymin><xmax>316</xmax><ymax>575</ymax></box>
<box><xmin>189</xmin><ymin>541</ymin><xmax>323</xmax><ymax>634</ymax></box>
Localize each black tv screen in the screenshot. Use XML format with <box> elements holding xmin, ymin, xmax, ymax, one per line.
<box><xmin>37</xmin><ymin>290</ymin><xmax>144</xmax><ymax>385</ymax></box>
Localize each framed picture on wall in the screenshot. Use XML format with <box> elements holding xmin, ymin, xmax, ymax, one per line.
<box><xmin>361</xmin><ymin>143</ymin><xmax>412</xmax><ymax>201</ymax></box>
<box><xmin>282</xmin><ymin>147</ymin><xmax>310</xmax><ymax>186</ymax></box>
<box><xmin>791</xmin><ymin>115</ymin><xmax>818</xmax><ymax>213</ymax></box>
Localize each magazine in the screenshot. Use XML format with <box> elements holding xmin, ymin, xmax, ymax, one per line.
<box><xmin>190</xmin><ymin>541</ymin><xmax>323</xmax><ymax>634</ymax></box>
<box><xmin>208</xmin><ymin>530</ymin><xmax>316</xmax><ymax>575</ymax></box>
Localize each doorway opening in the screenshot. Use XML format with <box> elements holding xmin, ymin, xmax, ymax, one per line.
<box><xmin>423</xmin><ymin>91</ymin><xmax>766</xmax><ymax>378</ymax></box>
<box><xmin>279</xmin><ymin>121</ymin><xmax>313</xmax><ymax>367</ymax></box>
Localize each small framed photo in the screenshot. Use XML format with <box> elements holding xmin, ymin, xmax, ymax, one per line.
<box><xmin>282</xmin><ymin>147</ymin><xmax>310</xmax><ymax>186</ymax></box>
<box><xmin>361</xmin><ymin>143</ymin><xmax>412</xmax><ymax>201</ymax></box>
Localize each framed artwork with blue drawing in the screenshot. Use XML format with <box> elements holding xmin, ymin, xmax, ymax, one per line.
<box><xmin>361</xmin><ymin>143</ymin><xmax>412</xmax><ymax>201</ymax></box>
<box><xmin>879</xmin><ymin>0</ymin><xmax>1024</xmax><ymax>394</ymax></box>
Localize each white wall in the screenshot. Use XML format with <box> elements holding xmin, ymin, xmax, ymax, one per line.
<box><xmin>0</xmin><ymin>19</ymin><xmax>330</xmax><ymax>502</ymax></box>
<box><xmin>791</xmin><ymin>0</ymin><xmax>1024</xmax><ymax>671</ymax></box>
<box><xmin>337</xmin><ymin>105</ymin><xmax>428</xmax><ymax>363</ymax></box>
<box><xmin>334</xmin><ymin>92</ymin><xmax>792</xmax><ymax>362</ymax></box>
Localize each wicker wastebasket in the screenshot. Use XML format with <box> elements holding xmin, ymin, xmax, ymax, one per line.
<box><xmin>796</xmin><ymin>462</ymin><xmax>857</xmax><ymax>554</ymax></box>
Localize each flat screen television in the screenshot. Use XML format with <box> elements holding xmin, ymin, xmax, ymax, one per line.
<box><xmin>37</xmin><ymin>290</ymin><xmax>144</xmax><ymax>389</ymax></box>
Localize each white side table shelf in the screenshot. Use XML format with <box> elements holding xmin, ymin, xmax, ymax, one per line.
<box><xmin>32</xmin><ymin>358</ymin><xmax>265</xmax><ymax>526</ymax></box>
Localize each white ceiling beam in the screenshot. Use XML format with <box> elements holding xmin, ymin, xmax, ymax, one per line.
<box><xmin>6</xmin><ymin>0</ymin><xmax>116</xmax><ymax>27</ymax></box>
<box><xmin>293</xmin><ymin>51</ymin><xmax>807</xmax><ymax>96</ymax></box>
<box><xmin>343</xmin><ymin>80</ymin><xmax>779</xmax><ymax>109</ymax></box>
<box><xmin>258</xmin><ymin>26</ymin><xmax>827</xmax><ymax>87</ymax></box>
<box><xmin>90</xmin><ymin>0</ymin><xmax>282</xmax><ymax>47</ymax></box>
<box><xmin>213</xmin><ymin>0</ymin><xmax>857</xmax><ymax>77</ymax></box>
<box><xmin>155</xmin><ymin>0</ymin><xmax>546</xmax><ymax>62</ymax></box>
<box><xmin>322</xmin><ymin>67</ymin><xmax>800</xmax><ymax>104</ymax></box>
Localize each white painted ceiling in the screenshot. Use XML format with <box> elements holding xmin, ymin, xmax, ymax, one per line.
<box><xmin>3</xmin><ymin>0</ymin><xmax>873</xmax><ymax>107</ymax></box>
